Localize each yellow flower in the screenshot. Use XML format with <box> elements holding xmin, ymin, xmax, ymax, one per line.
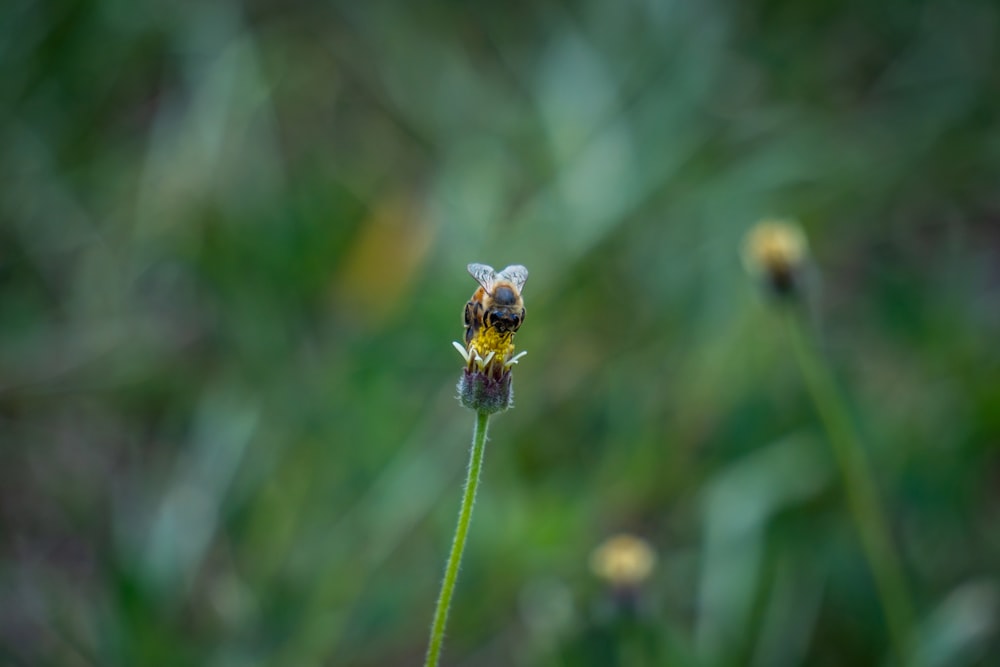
<box><xmin>470</xmin><ymin>327</ymin><xmax>516</xmax><ymax>368</ymax></box>
<box><xmin>590</xmin><ymin>534</ymin><xmax>657</xmax><ymax>588</ymax></box>
<box><xmin>452</xmin><ymin>337</ymin><xmax>526</xmax><ymax>413</ymax></box>
<box><xmin>742</xmin><ymin>219</ymin><xmax>809</xmax><ymax>297</ymax></box>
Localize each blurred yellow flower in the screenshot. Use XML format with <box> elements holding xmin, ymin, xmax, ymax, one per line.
<box><xmin>589</xmin><ymin>534</ymin><xmax>657</xmax><ymax>587</ymax></box>
<box><xmin>741</xmin><ymin>219</ymin><xmax>809</xmax><ymax>297</ymax></box>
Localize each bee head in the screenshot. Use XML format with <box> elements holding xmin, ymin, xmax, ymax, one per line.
<box><xmin>486</xmin><ymin>307</ymin><xmax>524</xmax><ymax>334</ymax></box>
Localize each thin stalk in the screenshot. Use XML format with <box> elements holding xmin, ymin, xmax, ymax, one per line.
<box><xmin>784</xmin><ymin>309</ymin><xmax>914</xmax><ymax>666</ymax></box>
<box><xmin>425</xmin><ymin>410</ymin><xmax>490</xmax><ymax>667</ymax></box>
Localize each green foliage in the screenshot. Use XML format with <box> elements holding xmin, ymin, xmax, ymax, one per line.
<box><xmin>1</xmin><ymin>0</ymin><xmax>999</xmax><ymax>665</ymax></box>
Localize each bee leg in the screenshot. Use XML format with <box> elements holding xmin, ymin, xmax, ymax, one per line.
<box><xmin>463</xmin><ymin>301</ymin><xmax>482</xmax><ymax>345</ymax></box>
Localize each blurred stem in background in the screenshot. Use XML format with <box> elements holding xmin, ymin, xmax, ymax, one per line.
<box><xmin>784</xmin><ymin>309</ymin><xmax>915</xmax><ymax>666</ymax></box>
<box><xmin>743</xmin><ymin>220</ymin><xmax>916</xmax><ymax>663</ymax></box>
<box><xmin>425</xmin><ymin>410</ymin><xmax>490</xmax><ymax>667</ymax></box>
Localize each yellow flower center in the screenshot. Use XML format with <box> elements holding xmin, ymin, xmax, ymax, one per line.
<box><xmin>469</xmin><ymin>326</ymin><xmax>516</xmax><ymax>363</ymax></box>
<box><xmin>590</xmin><ymin>534</ymin><xmax>656</xmax><ymax>586</ymax></box>
<box><xmin>742</xmin><ymin>220</ymin><xmax>808</xmax><ymax>274</ymax></box>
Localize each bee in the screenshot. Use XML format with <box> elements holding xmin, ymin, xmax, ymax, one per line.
<box><xmin>463</xmin><ymin>263</ymin><xmax>529</xmax><ymax>345</ymax></box>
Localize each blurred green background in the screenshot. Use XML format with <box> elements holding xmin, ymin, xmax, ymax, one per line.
<box><xmin>2</xmin><ymin>0</ymin><xmax>999</xmax><ymax>665</ymax></box>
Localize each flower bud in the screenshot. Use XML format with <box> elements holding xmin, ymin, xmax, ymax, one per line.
<box><xmin>590</xmin><ymin>534</ymin><xmax>657</xmax><ymax>589</ymax></box>
<box><xmin>457</xmin><ymin>367</ymin><xmax>513</xmax><ymax>414</ymax></box>
<box><xmin>452</xmin><ymin>335</ymin><xmax>526</xmax><ymax>414</ymax></box>
<box><xmin>741</xmin><ymin>219</ymin><xmax>809</xmax><ymax>298</ymax></box>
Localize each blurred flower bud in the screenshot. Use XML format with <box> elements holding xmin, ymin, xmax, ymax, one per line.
<box><xmin>589</xmin><ymin>534</ymin><xmax>657</xmax><ymax>589</ymax></box>
<box><xmin>741</xmin><ymin>219</ymin><xmax>809</xmax><ymax>298</ymax></box>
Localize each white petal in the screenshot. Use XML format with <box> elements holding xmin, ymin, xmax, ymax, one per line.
<box><xmin>452</xmin><ymin>341</ymin><xmax>471</xmax><ymax>363</ymax></box>
<box><xmin>505</xmin><ymin>350</ymin><xmax>528</xmax><ymax>367</ymax></box>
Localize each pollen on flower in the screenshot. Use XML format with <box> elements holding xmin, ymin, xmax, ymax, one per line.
<box><xmin>468</xmin><ymin>327</ymin><xmax>516</xmax><ymax>367</ymax></box>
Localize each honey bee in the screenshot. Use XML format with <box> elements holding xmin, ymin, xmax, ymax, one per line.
<box><xmin>463</xmin><ymin>263</ymin><xmax>529</xmax><ymax>345</ymax></box>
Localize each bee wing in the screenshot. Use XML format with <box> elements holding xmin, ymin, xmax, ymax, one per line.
<box><xmin>497</xmin><ymin>265</ymin><xmax>529</xmax><ymax>292</ymax></box>
<box><xmin>467</xmin><ymin>263</ymin><xmax>498</xmax><ymax>291</ymax></box>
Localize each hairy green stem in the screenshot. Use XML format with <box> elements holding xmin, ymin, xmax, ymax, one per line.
<box><xmin>425</xmin><ymin>410</ymin><xmax>490</xmax><ymax>667</ymax></box>
<box><xmin>784</xmin><ymin>310</ymin><xmax>914</xmax><ymax>666</ymax></box>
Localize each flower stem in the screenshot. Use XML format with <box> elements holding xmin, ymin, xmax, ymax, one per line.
<box><xmin>783</xmin><ymin>310</ymin><xmax>914</xmax><ymax>666</ymax></box>
<box><xmin>425</xmin><ymin>410</ymin><xmax>490</xmax><ymax>667</ymax></box>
